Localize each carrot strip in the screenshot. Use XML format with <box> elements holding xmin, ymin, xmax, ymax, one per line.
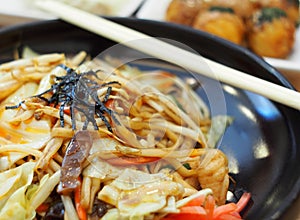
<box><xmin>180</xmin><ymin>206</ymin><xmax>207</xmax><ymax>215</ymax></box>
<box><xmin>205</xmin><ymin>195</ymin><xmax>215</xmax><ymax>219</ymax></box>
<box><xmin>105</xmin><ymin>99</ymin><xmax>114</xmax><ymax>109</ymax></box>
<box><xmin>50</xmin><ymin>103</ymin><xmax>71</xmax><ymax>115</ymax></box>
<box><xmin>163</xmin><ymin>206</ymin><xmax>207</xmax><ymax>220</ymax></box>
<box><xmin>63</xmin><ymin>106</ymin><xmax>70</xmax><ymax>115</ymax></box>
<box><xmin>213</xmin><ymin>203</ymin><xmax>238</xmax><ymax>218</ymax></box>
<box><xmin>236</xmin><ymin>192</ymin><xmax>251</xmax><ymax>213</ymax></box>
<box><xmin>74</xmin><ymin>177</ymin><xmax>87</xmax><ymax>220</ymax></box>
<box><xmin>36</xmin><ymin>203</ymin><xmax>49</xmax><ymax>213</ymax></box>
<box><xmin>230</xmin><ymin>212</ymin><xmax>242</xmax><ymax>218</ymax></box>
<box><xmin>163</xmin><ymin>191</ymin><xmax>251</xmax><ymax>220</ymax></box>
<box><xmin>106</xmin><ymin>156</ymin><xmax>160</xmax><ymax>166</ymax></box>
<box><xmin>217</xmin><ymin>213</ymin><xmax>242</xmax><ymax>220</ymax></box>
<box><xmin>183</xmin><ymin>194</ymin><xmax>206</xmax><ymax>207</ymax></box>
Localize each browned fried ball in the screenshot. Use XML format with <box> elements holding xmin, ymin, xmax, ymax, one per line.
<box><xmin>247</xmin><ymin>7</ymin><xmax>296</xmax><ymax>58</ymax></box>
<box><xmin>192</xmin><ymin>8</ymin><xmax>246</xmax><ymax>44</ymax></box>
<box><xmin>253</xmin><ymin>0</ymin><xmax>299</xmax><ymax>24</ymax></box>
<box><xmin>200</xmin><ymin>0</ymin><xmax>257</xmax><ymax>19</ymax></box>
<box><xmin>165</xmin><ymin>0</ymin><xmax>203</xmax><ymax>25</ymax></box>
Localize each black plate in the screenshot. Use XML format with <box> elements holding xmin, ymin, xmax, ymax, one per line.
<box><xmin>0</xmin><ymin>18</ymin><xmax>299</xmax><ymax>220</ymax></box>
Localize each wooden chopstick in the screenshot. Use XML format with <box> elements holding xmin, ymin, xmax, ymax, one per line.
<box><xmin>36</xmin><ymin>0</ymin><xmax>300</xmax><ymax>110</ymax></box>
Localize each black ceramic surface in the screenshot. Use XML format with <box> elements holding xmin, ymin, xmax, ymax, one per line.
<box><xmin>0</xmin><ymin>18</ymin><xmax>299</xmax><ymax>220</ymax></box>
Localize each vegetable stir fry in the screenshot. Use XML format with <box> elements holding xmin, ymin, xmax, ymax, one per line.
<box><xmin>0</xmin><ymin>50</ymin><xmax>250</xmax><ymax>219</ymax></box>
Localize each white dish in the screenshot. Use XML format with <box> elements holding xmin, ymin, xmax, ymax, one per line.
<box><xmin>137</xmin><ymin>0</ymin><xmax>300</xmax><ymax>76</ymax></box>
<box><xmin>0</xmin><ymin>0</ymin><xmax>144</xmax><ymax>25</ymax></box>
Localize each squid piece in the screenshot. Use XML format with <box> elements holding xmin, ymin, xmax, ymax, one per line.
<box><xmin>247</xmin><ymin>7</ymin><xmax>296</xmax><ymax>58</ymax></box>
<box><xmin>197</xmin><ymin>149</ymin><xmax>229</xmax><ymax>205</ymax></box>
<box><xmin>193</xmin><ymin>6</ymin><xmax>246</xmax><ymax>45</ymax></box>
<box><xmin>57</xmin><ymin>130</ymin><xmax>93</xmax><ymax>194</ymax></box>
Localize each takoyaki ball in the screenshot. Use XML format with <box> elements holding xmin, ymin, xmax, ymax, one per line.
<box><xmin>254</xmin><ymin>0</ymin><xmax>299</xmax><ymax>24</ymax></box>
<box><xmin>200</xmin><ymin>0</ymin><xmax>257</xmax><ymax>19</ymax></box>
<box><xmin>192</xmin><ymin>7</ymin><xmax>246</xmax><ymax>44</ymax></box>
<box><xmin>255</xmin><ymin>0</ymin><xmax>283</xmax><ymax>7</ymax></box>
<box><xmin>284</xmin><ymin>0</ymin><xmax>299</xmax><ymax>25</ymax></box>
<box><xmin>247</xmin><ymin>7</ymin><xmax>296</xmax><ymax>58</ymax></box>
<box><xmin>165</xmin><ymin>0</ymin><xmax>202</xmax><ymax>25</ymax></box>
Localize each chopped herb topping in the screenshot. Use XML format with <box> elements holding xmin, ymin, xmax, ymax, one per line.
<box><xmin>256</xmin><ymin>7</ymin><xmax>287</xmax><ymax>25</ymax></box>
<box><xmin>183</xmin><ymin>163</ymin><xmax>192</xmax><ymax>170</ymax></box>
<box><xmin>209</xmin><ymin>6</ymin><xmax>235</xmax><ymax>14</ymax></box>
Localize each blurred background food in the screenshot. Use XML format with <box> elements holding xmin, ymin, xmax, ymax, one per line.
<box><xmin>247</xmin><ymin>7</ymin><xmax>296</xmax><ymax>58</ymax></box>
<box><xmin>1</xmin><ymin>0</ymin><xmax>300</xmax><ymax>85</ymax></box>
<box><xmin>165</xmin><ymin>0</ymin><xmax>299</xmax><ymax>58</ymax></box>
<box><xmin>192</xmin><ymin>6</ymin><xmax>246</xmax><ymax>45</ymax></box>
<box><xmin>0</xmin><ymin>0</ymin><xmax>144</xmax><ymax>26</ymax></box>
<box><xmin>51</xmin><ymin>0</ymin><xmax>143</xmax><ymax>16</ymax></box>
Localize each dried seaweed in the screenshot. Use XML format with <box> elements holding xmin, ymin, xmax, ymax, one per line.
<box><xmin>6</xmin><ymin>64</ymin><xmax>120</xmax><ymax>132</ymax></box>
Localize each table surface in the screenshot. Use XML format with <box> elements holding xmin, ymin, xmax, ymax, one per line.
<box><xmin>0</xmin><ymin>12</ymin><xmax>300</xmax><ymax>220</ymax></box>
<box><xmin>285</xmin><ymin>195</ymin><xmax>300</xmax><ymax>220</ymax></box>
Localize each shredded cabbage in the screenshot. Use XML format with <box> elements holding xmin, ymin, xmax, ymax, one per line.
<box><xmin>0</xmin><ymin>162</ymin><xmax>35</xmax><ymax>220</ymax></box>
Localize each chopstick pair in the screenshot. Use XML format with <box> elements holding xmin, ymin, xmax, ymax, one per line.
<box><xmin>35</xmin><ymin>0</ymin><xmax>300</xmax><ymax>110</ymax></box>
